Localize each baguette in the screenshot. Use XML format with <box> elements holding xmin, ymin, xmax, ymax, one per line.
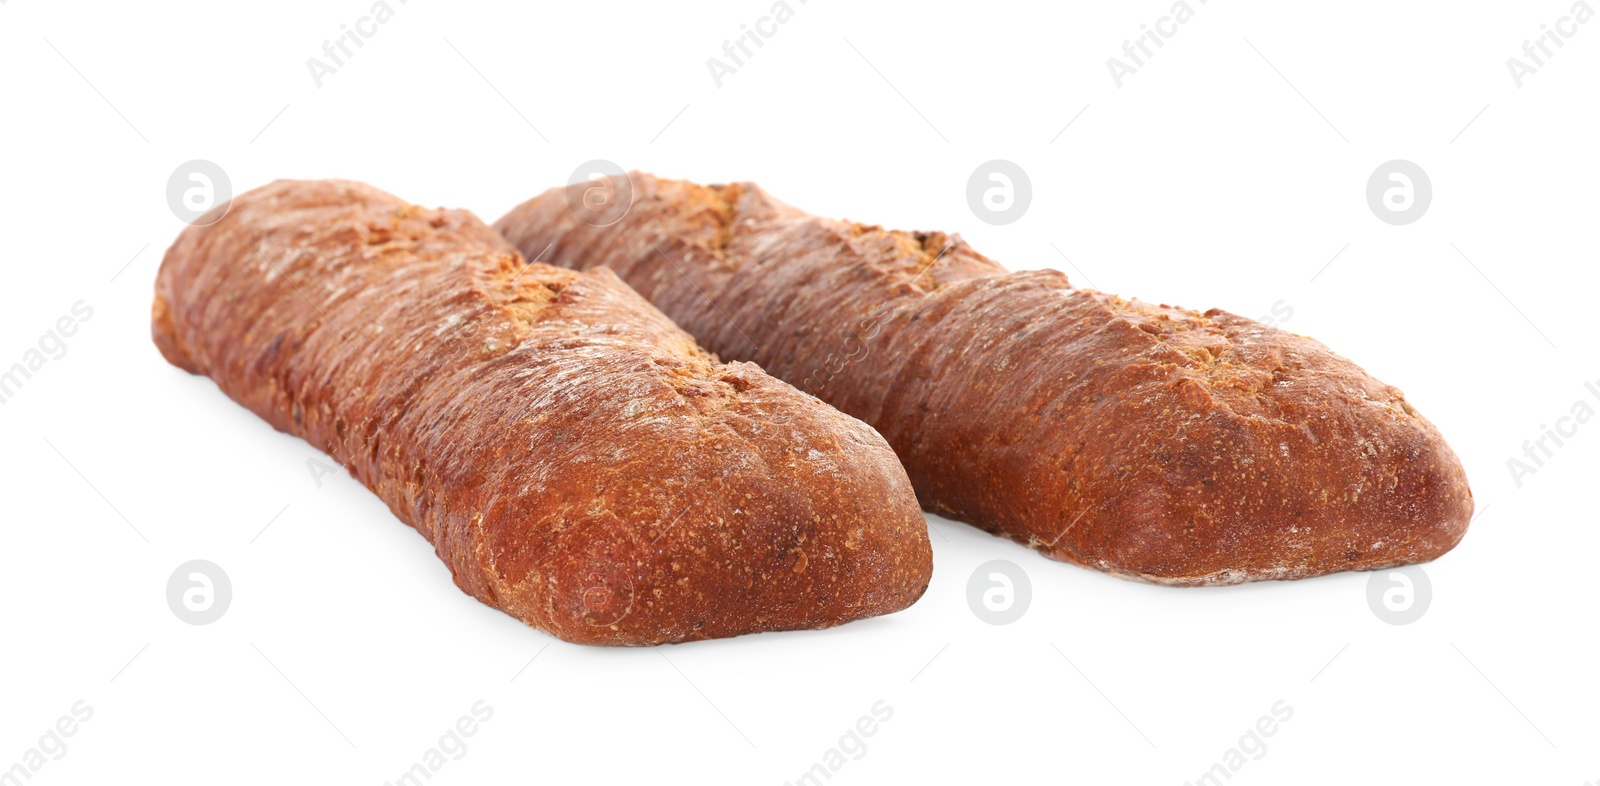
<box><xmin>153</xmin><ymin>179</ymin><xmax>932</xmax><ymax>645</ymax></box>
<box><xmin>495</xmin><ymin>173</ymin><xmax>1474</xmax><ymax>585</ymax></box>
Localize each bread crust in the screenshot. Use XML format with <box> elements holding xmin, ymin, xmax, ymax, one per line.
<box><xmin>495</xmin><ymin>173</ymin><xmax>1473</xmax><ymax>585</ymax></box>
<box><xmin>153</xmin><ymin>179</ymin><xmax>932</xmax><ymax>644</ymax></box>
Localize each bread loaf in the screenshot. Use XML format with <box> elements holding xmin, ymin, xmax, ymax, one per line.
<box><xmin>153</xmin><ymin>179</ymin><xmax>932</xmax><ymax>644</ymax></box>
<box><xmin>495</xmin><ymin>173</ymin><xmax>1474</xmax><ymax>585</ymax></box>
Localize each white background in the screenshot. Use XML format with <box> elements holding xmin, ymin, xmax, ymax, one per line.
<box><xmin>2</xmin><ymin>1</ymin><xmax>1597</xmax><ymax>784</ymax></box>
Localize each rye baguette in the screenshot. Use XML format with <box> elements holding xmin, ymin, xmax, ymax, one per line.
<box><xmin>153</xmin><ymin>179</ymin><xmax>932</xmax><ymax>644</ymax></box>
<box><xmin>495</xmin><ymin>173</ymin><xmax>1473</xmax><ymax>585</ymax></box>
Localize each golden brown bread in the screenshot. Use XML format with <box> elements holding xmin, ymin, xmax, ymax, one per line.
<box><xmin>152</xmin><ymin>179</ymin><xmax>932</xmax><ymax>645</ymax></box>
<box><xmin>495</xmin><ymin>172</ymin><xmax>1474</xmax><ymax>585</ymax></box>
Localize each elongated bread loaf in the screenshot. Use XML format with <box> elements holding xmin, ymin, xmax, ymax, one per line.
<box><xmin>153</xmin><ymin>180</ymin><xmax>931</xmax><ymax>645</ymax></box>
<box><xmin>495</xmin><ymin>173</ymin><xmax>1474</xmax><ymax>585</ymax></box>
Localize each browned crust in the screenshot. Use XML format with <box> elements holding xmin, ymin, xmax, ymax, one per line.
<box><xmin>153</xmin><ymin>179</ymin><xmax>932</xmax><ymax>644</ymax></box>
<box><xmin>495</xmin><ymin>173</ymin><xmax>1474</xmax><ymax>585</ymax></box>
